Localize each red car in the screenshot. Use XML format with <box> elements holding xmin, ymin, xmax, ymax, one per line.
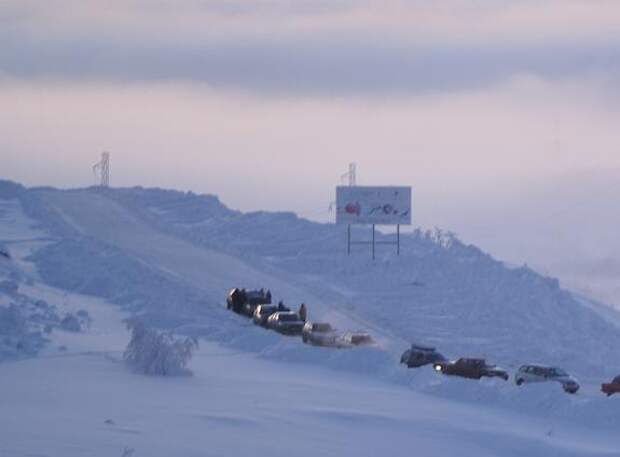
<box><xmin>601</xmin><ymin>375</ymin><xmax>620</xmax><ymax>396</ymax></box>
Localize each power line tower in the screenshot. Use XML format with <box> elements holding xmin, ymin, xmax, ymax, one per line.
<box><xmin>330</xmin><ymin>162</ymin><xmax>357</xmax><ymax>214</ymax></box>
<box><xmin>93</xmin><ymin>152</ymin><xmax>110</xmax><ymax>187</ymax></box>
<box><xmin>341</xmin><ymin>162</ymin><xmax>356</xmax><ymax>186</ymax></box>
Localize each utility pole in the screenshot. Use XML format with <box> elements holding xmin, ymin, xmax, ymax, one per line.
<box><xmin>341</xmin><ymin>162</ymin><xmax>356</xmax><ymax>186</ymax></box>
<box><xmin>93</xmin><ymin>152</ymin><xmax>110</xmax><ymax>187</ymax></box>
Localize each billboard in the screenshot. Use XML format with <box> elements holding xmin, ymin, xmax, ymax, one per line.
<box><xmin>336</xmin><ymin>186</ymin><xmax>412</xmax><ymax>225</ymax></box>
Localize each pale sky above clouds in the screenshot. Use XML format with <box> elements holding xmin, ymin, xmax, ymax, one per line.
<box><xmin>2</xmin><ymin>1</ymin><xmax>620</xmax><ymax>271</ymax></box>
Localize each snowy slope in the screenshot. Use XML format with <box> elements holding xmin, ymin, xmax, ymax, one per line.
<box><xmin>2</xmin><ymin>287</ymin><xmax>618</xmax><ymax>457</ymax></box>
<box><xmin>0</xmin><ymin>250</ymin><xmax>618</xmax><ymax>457</ymax></box>
<box><xmin>2</xmin><ymin>180</ymin><xmax>620</xmax><ymax>456</ymax></box>
<box><xmin>18</xmin><ymin>184</ymin><xmax>620</xmax><ymax>379</ymax></box>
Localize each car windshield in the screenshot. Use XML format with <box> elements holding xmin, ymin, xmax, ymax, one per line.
<box><xmin>548</xmin><ymin>368</ymin><xmax>568</xmax><ymax>377</ymax></box>
<box><xmin>314</xmin><ymin>323</ymin><xmax>332</xmax><ymax>332</ymax></box>
<box><xmin>461</xmin><ymin>359</ymin><xmax>483</xmax><ymax>367</ymax></box>
<box><xmin>278</xmin><ymin>313</ymin><xmax>299</xmax><ymax>322</ymax></box>
<box><xmin>349</xmin><ymin>334</ymin><xmax>370</xmax><ymax>343</ymax></box>
<box><xmin>411</xmin><ymin>344</ymin><xmax>434</xmax><ymax>351</ymax></box>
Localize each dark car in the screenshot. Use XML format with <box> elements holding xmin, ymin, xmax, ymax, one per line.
<box><xmin>253</xmin><ymin>305</ymin><xmax>279</xmax><ymax>327</ymax></box>
<box><xmin>433</xmin><ymin>358</ymin><xmax>509</xmax><ymax>381</ymax></box>
<box><xmin>226</xmin><ymin>288</ymin><xmax>272</xmax><ymax>317</ymax></box>
<box><xmin>266</xmin><ymin>311</ymin><xmax>305</xmax><ymax>336</ymax></box>
<box><xmin>302</xmin><ymin>322</ymin><xmax>338</xmax><ymax>347</ymax></box>
<box><xmin>601</xmin><ymin>375</ymin><xmax>620</xmax><ymax>397</ymax></box>
<box><xmin>400</xmin><ymin>344</ymin><xmax>446</xmax><ymax>368</ymax></box>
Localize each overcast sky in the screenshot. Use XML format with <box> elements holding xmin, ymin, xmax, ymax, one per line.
<box><xmin>2</xmin><ymin>1</ymin><xmax>620</xmax><ymax>291</ymax></box>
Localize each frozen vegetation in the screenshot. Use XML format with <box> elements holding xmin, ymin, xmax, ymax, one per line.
<box><xmin>123</xmin><ymin>318</ymin><xmax>198</xmax><ymax>376</ymax></box>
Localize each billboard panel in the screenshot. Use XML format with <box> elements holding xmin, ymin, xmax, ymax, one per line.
<box><xmin>336</xmin><ymin>186</ymin><xmax>412</xmax><ymax>225</ymax></box>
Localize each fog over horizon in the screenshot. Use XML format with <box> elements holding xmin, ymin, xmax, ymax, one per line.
<box><xmin>2</xmin><ymin>0</ymin><xmax>620</xmax><ymax>304</ymax></box>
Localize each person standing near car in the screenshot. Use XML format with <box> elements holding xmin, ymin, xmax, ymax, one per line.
<box><xmin>298</xmin><ymin>303</ymin><xmax>307</xmax><ymax>322</ymax></box>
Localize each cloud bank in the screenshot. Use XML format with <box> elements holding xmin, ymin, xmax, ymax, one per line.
<box><xmin>1</xmin><ymin>1</ymin><xmax>619</xmax><ymax>95</ymax></box>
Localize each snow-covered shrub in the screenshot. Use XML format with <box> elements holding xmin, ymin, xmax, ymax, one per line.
<box><xmin>0</xmin><ymin>280</ymin><xmax>18</xmax><ymax>295</ymax></box>
<box><xmin>76</xmin><ymin>309</ymin><xmax>92</xmax><ymax>327</ymax></box>
<box><xmin>60</xmin><ymin>313</ymin><xmax>81</xmax><ymax>332</ymax></box>
<box><xmin>34</xmin><ymin>299</ymin><xmax>49</xmax><ymax>309</ymax></box>
<box><xmin>123</xmin><ymin>319</ymin><xmax>198</xmax><ymax>376</ymax></box>
<box><xmin>0</xmin><ymin>243</ymin><xmax>10</xmax><ymax>259</ymax></box>
<box><xmin>0</xmin><ymin>304</ymin><xmax>26</xmax><ymax>335</ymax></box>
<box><xmin>0</xmin><ymin>303</ymin><xmax>47</xmax><ymax>360</ymax></box>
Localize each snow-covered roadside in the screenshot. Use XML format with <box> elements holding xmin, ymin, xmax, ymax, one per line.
<box><xmin>91</xmin><ymin>186</ymin><xmax>620</xmax><ymax>379</ymax></box>
<box><xmin>2</xmin><ymin>186</ymin><xmax>620</xmax><ymax>456</ymax></box>
<box><xmin>31</xmin><ymin>190</ymin><xmax>397</xmax><ymax>352</ymax></box>
<box><xmin>1</xmin><ymin>287</ymin><xmax>618</xmax><ymax>457</ymax></box>
<box><xmin>1</xmin><ymin>197</ymin><xmax>619</xmax><ymax>456</ymax></box>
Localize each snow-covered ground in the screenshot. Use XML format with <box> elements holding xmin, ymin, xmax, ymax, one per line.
<box><xmin>1</xmin><ymin>284</ymin><xmax>619</xmax><ymax>457</ymax></box>
<box><xmin>1</xmin><ymin>182</ymin><xmax>620</xmax><ymax>456</ymax></box>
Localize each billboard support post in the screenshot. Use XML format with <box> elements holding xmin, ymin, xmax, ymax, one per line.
<box><xmin>372</xmin><ymin>224</ymin><xmax>375</xmax><ymax>260</ymax></box>
<box><xmin>347</xmin><ymin>224</ymin><xmax>351</xmax><ymax>255</ymax></box>
<box><xmin>347</xmin><ymin>224</ymin><xmax>401</xmax><ymax>259</ymax></box>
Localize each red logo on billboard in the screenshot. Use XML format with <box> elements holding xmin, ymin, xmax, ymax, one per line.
<box><xmin>344</xmin><ymin>202</ymin><xmax>361</xmax><ymax>216</ymax></box>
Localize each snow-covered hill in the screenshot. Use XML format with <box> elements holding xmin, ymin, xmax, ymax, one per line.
<box><xmin>1</xmin><ymin>179</ymin><xmax>620</xmax><ymax>456</ymax></box>
<box><xmin>12</xmin><ymin>182</ymin><xmax>620</xmax><ymax>378</ymax></box>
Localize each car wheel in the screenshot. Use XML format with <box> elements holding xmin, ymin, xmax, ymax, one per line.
<box><xmin>516</xmin><ymin>378</ymin><xmax>524</xmax><ymax>386</ymax></box>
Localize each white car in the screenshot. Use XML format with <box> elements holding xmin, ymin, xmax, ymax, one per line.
<box><xmin>266</xmin><ymin>311</ymin><xmax>304</xmax><ymax>336</ymax></box>
<box><xmin>514</xmin><ymin>364</ymin><xmax>580</xmax><ymax>394</ymax></box>
<box><xmin>302</xmin><ymin>322</ymin><xmax>339</xmax><ymax>347</ymax></box>
<box><xmin>339</xmin><ymin>331</ymin><xmax>373</xmax><ymax>347</ymax></box>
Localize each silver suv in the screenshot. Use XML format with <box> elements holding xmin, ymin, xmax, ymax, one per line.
<box><xmin>302</xmin><ymin>322</ymin><xmax>338</xmax><ymax>346</ymax></box>
<box><xmin>514</xmin><ymin>364</ymin><xmax>580</xmax><ymax>394</ymax></box>
<box><xmin>266</xmin><ymin>311</ymin><xmax>305</xmax><ymax>336</ymax></box>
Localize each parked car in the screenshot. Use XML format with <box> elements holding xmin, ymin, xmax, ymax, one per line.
<box><xmin>514</xmin><ymin>365</ymin><xmax>580</xmax><ymax>394</ymax></box>
<box><xmin>226</xmin><ymin>288</ymin><xmax>272</xmax><ymax>317</ymax></box>
<box><xmin>266</xmin><ymin>311</ymin><xmax>305</xmax><ymax>335</ymax></box>
<box><xmin>302</xmin><ymin>322</ymin><xmax>339</xmax><ymax>347</ymax></box>
<box><xmin>433</xmin><ymin>358</ymin><xmax>509</xmax><ymax>381</ymax></box>
<box><xmin>601</xmin><ymin>375</ymin><xmax>620</xmax><ymax>397</ymax></box>
<box><xmin>253</xmin><ymin>304</ymin><xmax>279</xmax><ymax>327</ymax></box>
<box><xmin>340</xmin><ymin>331</ymin><xmax>373</xmax><ymax>347</ymax></box>
<box><xmin>400</xmin><ymin>344</ymin><xmax>446</xmax><ymax>368</ymax></box>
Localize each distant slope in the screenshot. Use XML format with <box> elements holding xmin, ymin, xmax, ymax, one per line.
<box><xmin>444</xmin><ymin>169</ymin><xmax>620</xmax><ymax>307</ymax></box>
<box><xmin>7</xmin><ymin>181</ymin><xmax>620</xmax><ymax>379</ymax></box>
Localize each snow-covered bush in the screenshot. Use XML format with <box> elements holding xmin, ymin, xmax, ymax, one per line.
<box><xmin>34</xmin><ymin>299</ymin><xmax>48</xmax><ymax>309</ymax></box>
<box><xmin>0</xmin><ymin>242</ymin><xmax>10</xmax><ymax>259</ymax></box>
<box><xmin>0</xmin><ymin>303</ymin><xmax>47</xmax><ymax>360</ymax></box>
<box><xmin>0</xmin><ymin>303</ymin><xmax>26</xmax><ymax>335</ymax></box>
<box><xmin>0</xmin><ymin>280</ymin><xmax>18</xmax><ymax>295</ymax></box>
<box><xmin>60</xmin><ymin>313</ymin><xmax>81</xmax><ymax>332</ymax></box>
<box><xmin>123</xmin><ymin>319</ymin><xmax>198</xmax><ymax>376</ymax></box>
<box><xmin>76</xmin><ymin>309</ymin><xmax>92</xmax><ymax>327</ymax></box>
